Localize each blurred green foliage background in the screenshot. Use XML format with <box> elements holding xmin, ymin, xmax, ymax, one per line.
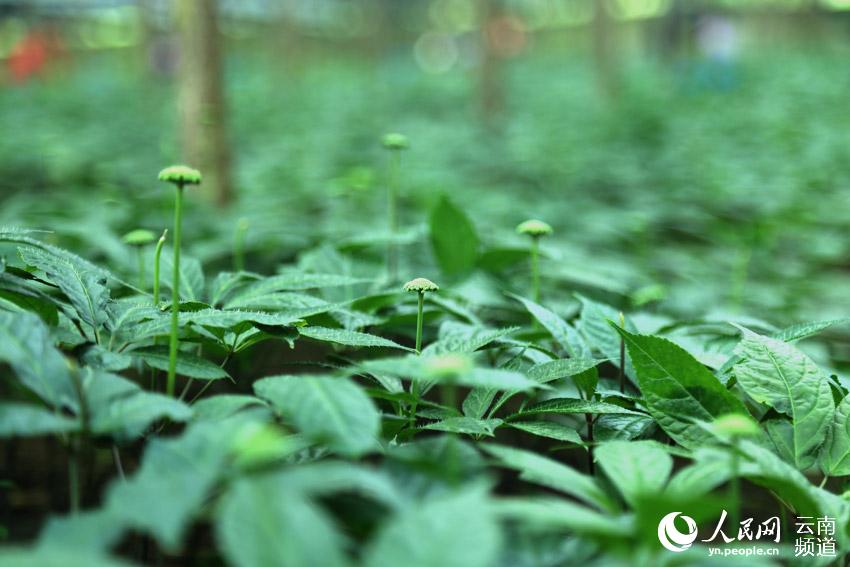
<box><xmin>0</xmin><ymin>0</ymin><xmax>849</xmax><ymax>349</ymax></box>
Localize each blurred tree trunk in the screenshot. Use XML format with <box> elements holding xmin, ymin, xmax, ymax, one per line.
<box><xmin>176</xmin><ymin>0</ymin><xmax>233</xmax><ymax>207</ymax></box>
<box><xmin>478</xmin><ymin>0</ymin><xmax>503</xmax><ymax>130</ymax></box>
<box><xmin>592</xmin><ymin>0</ymin><xmax>618</xmax><ymax>98</ymax></box>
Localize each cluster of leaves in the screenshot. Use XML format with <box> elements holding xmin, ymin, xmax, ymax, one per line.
<box><xmin>1</xmin><ymin>214</ymin><xmax>849</xmax><ymax>566</ymax></box>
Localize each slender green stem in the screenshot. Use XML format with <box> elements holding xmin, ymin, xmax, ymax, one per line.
<box><xmin>819</xmin><ymin>475</ymin><xmax>829</xmax><ymax>489</ymax></box>
<box><xmin>112</xmin><ymin>445</ymin><xmax>125</xmax><ymax>481</ymax></box>
<box><xmin>137</xmin><ymin>248</ymin><xmax>145</xmax><ymax>290</ymax></box>
<box><xmin>386</xmin><ymin>151</ymin><xmax>400</xmax><ymax>283</ymax></box>
<box><xmin>153</xmin><ymin>229</ymin><xmax>167</xmax><ymax>306</ymax></box>
<box><xmin>415</xmin><ymin>292</ymin><xmax>424</xmax><ymax>354</ymax></box>
<box><xmin>730</xmin><ymin>437</ymin><xmax>740</xmax><ymax>530</ymax></box>
<box><xmin>618</xmin><ymin>312</ymin><xmax>626</xmax><ymax>393</ymax></box>
<box><xmin>585</xmin><ymin>412</ymin><xmax>595</xmax><ymax>475</ymax></box>
<box><xmin>530</xmin><ymin>236</ymin><xmax>540</xmax><ymax>302</ymax></box>
<box><xmin>234</xmin><ymin>218</ymin><xmax>247</xmax><ymax>272</ymax></box>
<box><xmin>166</xmin><ymin>185</ymin><xmax>184</xmax><ymax>398</ymax></box>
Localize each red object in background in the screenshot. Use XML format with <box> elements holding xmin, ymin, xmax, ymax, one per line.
<box><xmin>7</xmin><ymin>27</ymin><xmax>66</xmax><ymax>83</ymax></box>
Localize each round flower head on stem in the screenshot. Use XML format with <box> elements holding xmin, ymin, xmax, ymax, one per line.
<box><xmin>713</xmin><ymin>413</ymin><xmax>760</xmax><ymax>439</ymax></box>
<box><xmin>122</xmin><ymin>229</ymin><xmax>156</xmax><ymax>247</ymax></box>
<box><xmin>159</xmin><ymin>165</ymin><xmax>201</xmax><ymax>398</ymax></box>
<box><xmin>404</xmin><ymin>277</ymin><xmax>439</xmax><ymax>355</ymax></box>
<box><xmin>123</xmin><ymin>229</ymin><xmax>156</xmax><ymax>290</ymax></box>
<box><xmin>382</xmin><ymin>133</ymin><xmax>409</xmax><ymax>151</ymax></box>
<box><xmin>516</xmin><ymin>219</ymin><xmax>553</xmax><ymax>238</ymax></box>
<box><xmin>516</xmin><ymin>219</ymin><xmax>552</xmax><ymax>303</ymax></box>
<box><xmin>158</xmin><ymin>165</ymin><xmax>202</xmax><ymax>186</ymax></box>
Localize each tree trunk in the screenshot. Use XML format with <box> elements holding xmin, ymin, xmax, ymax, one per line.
<box><xmin>176</xmin><ymin>0</ymin><xmax>233</xmax><ymax>207</ymax></box>
<box><xmin>592</xmin><ymin>0</ymin><xmax>617</xmax><ymax>98</ymax></box>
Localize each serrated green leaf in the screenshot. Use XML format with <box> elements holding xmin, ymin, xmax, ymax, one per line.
<box><xmin>512</xmin><ymin>295</ymin><xmax>590</xmax><ymax>358</ymax></box>
<box><xmin>616</xmin><ymin>328</ymin><xmax>748</xmax><ymax>449</ymax></box>
<box><xmin>481</xmin><ymin>444</ymin><xmax>616</xmax><ymax>512</ymax></box>
<box><xmin>820</xmin><ymin>395</ymin><xmax>850</xmax><ymax>477</ymax></box>
<box><xmin>133</xmin><ymin>346</ymin><xmax>230</xmax><ymax>380</ymax></box>
<box><xmin>508</xmin><ymin>421</ymin><xmax>582</xmax><ymax>444</ymax></box>
<box><xmin>19</xmin><ymin>246</ymin><xmax>110</xmax><ymax>335</ymax></box>
<box><xmin>254</xmin><ymin>374</ymin><xmax>379</xmax><ymax>456</ymax></box>
<box><xmin>422</xmin><ymin>323</ymin><xmax>518</xmax><ymax>355</ymax></box>
<box><xmin>423</xmin><ymin>417</ymin><xmax>503</xmax><ymax>436</ymax></box>
<box><xmin>429</xmin><ymin>194</ymin><xmax>479</xmax><ymax>277</ymax></box>
<box><xmin>509</xmin><ymin>398</ymin><xmax>644</xmax><ymax>419</ymax></box>
<box><xmin>90</xmin><ymin>392</ymin><xmax>192</xmax><ymax>436</ymax></box>
<box><xmin>733</xmin><ymin>328</ymin><xmax>834</xmax><ymax>470</ymax></box>
<box><xmin>298</xmin><ymin>326</ymin><xmax>411</xmax><ymax>350</ymax></box>
<box><xmin>527</xmin><ymin>357</ymin><xmax>601</xmax><ymax>384</ymax></box>
<box><xmin>577</xmin><ymin>295</ymin><xmax>635</xmax><ymax>379</ymax></box>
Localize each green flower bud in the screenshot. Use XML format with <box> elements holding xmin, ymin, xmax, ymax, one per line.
<box><xmin>158</xmin><ymin>165</ymin><xmax>202</xmax><ymax>186</ymax></box>
<box><xmin>122</xmin><ymin>229</ymin><xmax>156</xmax><ymax>247</ymax></box>
<box><xmin>516</xmin><ymin>219</ymin><xmax>553</xmax><ymax>237</ymax></box>
<box><xmin>403</xmin><ymin>277</ymin><xmax>439</xmax><ymax>293</ymax></box>
<box><xmin>382</xmin><ymin>133</ymin><xmax>409</xmax><ymax>151</ymax></box>
<box><xmin>713</xmin><ymin>413</ymin><xmax>760</xmax><ymax>438</ymax></box>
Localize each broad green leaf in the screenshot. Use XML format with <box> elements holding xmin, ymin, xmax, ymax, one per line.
<box><xmin>133</xmin><ymin>346</ymin><xmax>230</xmax><ymax>380</ymax></box>
<box><xmin>0</xmin><ymin>403</ymin><xmax>78</xmax><ymax>437</ymax></box>
<box><xmin>423</xmin><ymin>417</ymin><xmax>503</xmax><ymax>436</ymax></box>
<box><xmin>131</xmin><ymin>308</ymin><xmax>301</xmax><ymax>338</ymax></box>
<box><xmin>429</xmin><ymin>194</ymin><xmax>479</xmax><ymax>277</ymax></box>
<box><xmin>508</xmin><ymin>421</ymin><xmax>582</xmax><ymax>444</ymax></box>
<box><xmin>227</xmin><ymin>272</ymin><xmax>371</xmax><ymax>303</ymax></box>
<box><xmin>38</xmin><ymin>509</ymin><xmax>124</xmax><ymax>555</ymax></box>
<box><xmin>360</xmin><ymin>356</ymin><xmax>539</xmax><ymax>391</ymax></box>
<box><xmin>509</xmin><ymin>398</ymin><xmax>645</xmax><ymax>419</ymax></box>
<box><xmin>577</xmin><ymin>295</ymin><xmax>635</xmax><ymax>379</ymax></box>
<box><xmin>19</xmin><ymin>246</ymin><xmax>110</xmax><ymax>335</ymax></box>
<box><xmin>102</xmin><ymin>415</ymin><xmax>263</xmax><ymax>550</ymax></box>
<box><xmin>820</xmin><ymin>395</ymin><xmax>850</xmax><ymax>477</ymax></box>
<box><xmin>616</xmin><ymin>328</ymin><xmax>748</xmax><ymax>449</ymax></box>
<box><xmin>422</xmin><ymin>322</ymin><xmax>518</xmax><ymax>355</ymax></box>
<box><xmin>772</xmin><ymin>318</ymin><xmax>850</xmax><ymax>343</ymax></box>
<box><xmin>90</xmin><ymin>392</ymin><xmax>192</xmax><ymax>436</ymax></box>
<box><xmin>191</xmin><ymin>395</ymin><xmax>266</xmax><ymax>421</ymax></box>
<box><xmin>512</xmin><ymin>295</ymin><xmax>590</xmax><ymax>358</ymax></box>
<box><xmin>492</xmin><ymin>497</ymin><xmax>631</xmax><ymax>538</ymax></box>
<box><xmin>271</xmin><ymin>462</ymin><xmax>404</xmax><ymax>509</ymax></box>
<box><xmin>298</xmin><ymin>326</ymin><xmax>411</xmax><ymax>351</ymax></box>
<box><xmin>254</xmin><ymin>374</ymin><xmax>379</xmax><ymax>456</ymax></box>
<box><xmin>595</xmin><ymin>413</ymin><xmax>656</xmax><ymax>442</ymax></box>
<box><xmin>216</xmin><ymin>473</ymin><xmax>349</xmax><ymax>567</ymax></box>
<box><xmin>0</xmin><ymin>311</ymin><xmax>77</xmax><ymax>410</ymax></box>
<box><xmin>595</xmin><ymin>440</ymin><xmax>673</xmax><ymax>507</ymax></box>
<box><xmin>0</xmin><ymin>288</ymin><xmax>59</xmax><ymax>325</ymax></box>
<box><xmin>733</xmin><ymin>328</ymin><xmax>834</xmax><ymax>470</ymax></box>
<box><xmin>0</xmin><ymin>546</ymin><xmax>131</xmax><ymax>567</ymax></box>
<box><xmin>527</xmin><ymin>357</ymin><xmax>601</xmax><ymax>385</ymax></box>
<box><xmin>481</xmin><ymin>444</ymin><xmax>615</xmax><ymax>512</ymax></box>
<box><xmin>160</xmin><ymin>250</ymin><xmax>205</xmax><ymax>301</ymax></box>
<box><xmin>365</xmin><ymin>485</ymin><xmax>500</xmax><ymax>567</ymax></box>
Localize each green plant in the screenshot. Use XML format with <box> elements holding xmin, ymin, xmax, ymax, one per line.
<box><xmin>382</xmin><ymin>133</ymin><xmax>408</xmax><ymax>283</ymax></box>
<box><xmin>713</xmin><ymin>413</ymin><xmax>760</xmax><ymax>529</ymax></box>
<box><xmin>403</xmin><ymin>277</ymin><xmax>438</xmax><ymax>354</ymax></box>
<box><xmin>152</xmin><ymin>229</ymin><xmax>168</xmax><ymax>305</ymax></box>
<box><xmin>158</xmin><ymin>165</ymin><xmax>202</xmax><ymax>397</ymax></box>
<box><xmin>122</xmin><ymin>229</ymin><xmax>156</xmax><ymax>290</ymax></box>
<box><xmin>516</xmin><ymin>219</ymin><xmax>552</xmax><ymax>303</ymax></box>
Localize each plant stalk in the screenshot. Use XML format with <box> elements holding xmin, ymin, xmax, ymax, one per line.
<box><xmin>585</xmin><ymin>412</ymin><xmax>595</xmax><ymax>475</ymax></box>
<box><xmin>386</xmin><ymin>151</ymin><xmax>400</xmax><ymax>283</ymax></box>
<box><xmin>153</xmin><ymin>229</ymin><xmax>167</xmax><ymax>305</ymax></box>
<box><xmin>415</xmin><ymin>291</ymin><xmax>424</xmax><ymax>354</ymax></box>
<box><xmin>618</xmin><ymin>312</ymin><xmax>626</xmax><ymax>393</ymax></box>
<box><xmin>233</xmin><ymin>219</ymin><xmax>247</xmax><ymax>272</ymax></box>
<box><xmin>137</xmin><ymin>248</ymin><xmax>145</xmax><ymax>290</ymax></box>
<box><xmin>530</xmin><ymin>236</ymin><xmax>540</xmax><ymax>302</ymax></box>
<box><xmin>167</xmin><ymin>185</ymin><xmax>184</xmax><ymax>398</ymax></box>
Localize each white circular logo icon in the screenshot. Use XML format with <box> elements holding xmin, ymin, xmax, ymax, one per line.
<box><xmin>657</xmin><ymin>512</ymin><xmax>698</xmax><ymax>552</ymax></box>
